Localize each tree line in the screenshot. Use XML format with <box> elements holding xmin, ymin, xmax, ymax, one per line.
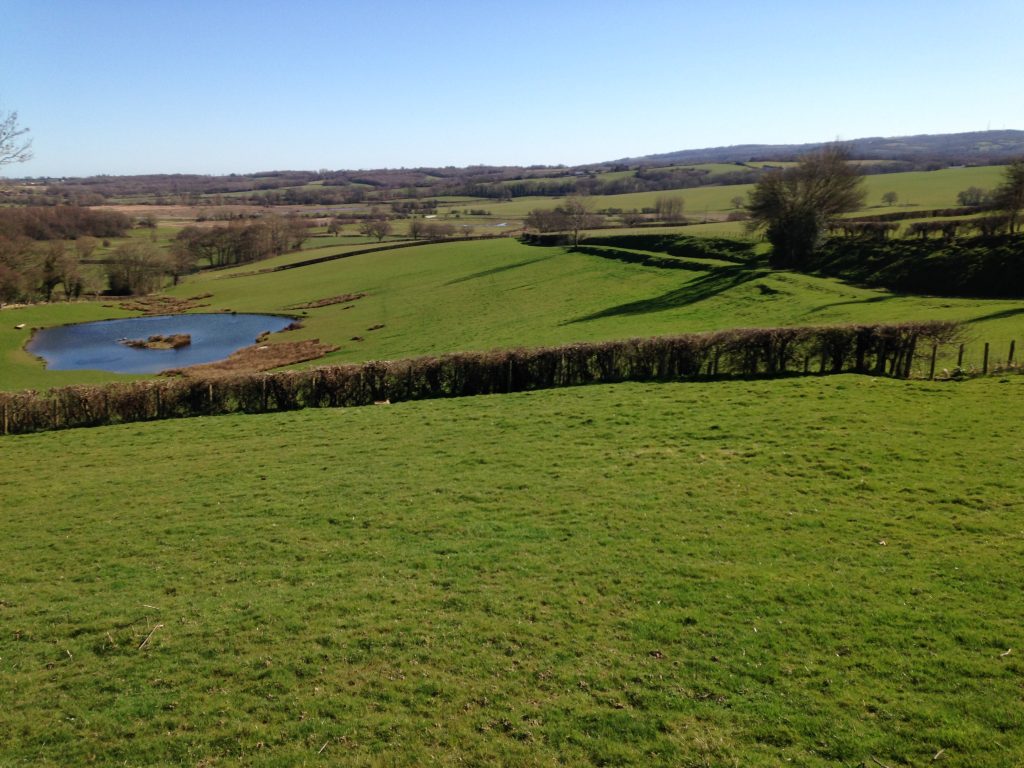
<box><xmin>0</xmin><ymin>205</ymin><xmax>131</xmax><ymax>241</ymax></box>
<box><xmin>174</xmin><ymin>216</ymin><xmax>310</xmax><ymax>268</ymax></box>
<box><xmin>0</xmin><ymin>207</ymin><xmax>135</xmax><ymax>303</ymax></box>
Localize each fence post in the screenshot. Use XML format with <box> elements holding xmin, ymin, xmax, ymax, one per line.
<box><xmin>929</xmin><ymin>344</ymin><xmax>938</xmax><ymax>380</ymax></box>
<box><xmin>1009</xmin><ymin>340</ymin><xmax>1016</xmax><ymax>367</ymax></box>
<box><xmin>957</xmin><ymin>343</ymin><xmax>964</xmax><ymax>368</ymax></box>
<box><xmin>983</xmin><ymin>342</ymin><xmax>990</xmax><ymax>375</ymax></box>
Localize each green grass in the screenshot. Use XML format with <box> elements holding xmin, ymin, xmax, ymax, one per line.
<box><xmin>0</xmin><ymin>302</ymin><xmax>141</xmax><ymax>391</ymax></box>
<box><xmin>861</xmin><ymin>166</ymin><xmax>1005</xmax><ymax>210</ymax></box>
<box><xmin>5</xmin><ymin>237</ymin><xmax>1024</xmax><ymax>390</ymax></box>
<box><xmin>429</xmin><ymin>166</ymin><xmax>1008</xmax><ymax>225</ymax></box>
<box><xmin>146</xmin><ymin>238</ymin><xmax>1024</xmax><ymax>370</ymax></box>
<box><xmin>2</xmin><ymin>375</ymin><xmax>1022</xmax><ymax>766</ymax></box>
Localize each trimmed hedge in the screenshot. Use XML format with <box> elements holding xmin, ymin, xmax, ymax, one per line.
<box><xmin>0</xmin><ymin>321</ymin><xmax>957</xmax><ymax>435</ymax></box>
<box><xmin>810</xmin><ymin>234</ymin><xmax>1024</xmax><ymax>298</ymax></box>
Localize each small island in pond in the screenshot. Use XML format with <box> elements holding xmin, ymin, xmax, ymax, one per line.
<box><xmin>121</xmin><ymin>333</ymin><xmax>192</xmax><ymax>350</ymax></box>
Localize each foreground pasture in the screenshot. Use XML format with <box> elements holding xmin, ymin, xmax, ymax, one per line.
<box><xmin>1</xmin><ymin>376</ymin><xmax>1021</xmax><ymax>766</ymax></box>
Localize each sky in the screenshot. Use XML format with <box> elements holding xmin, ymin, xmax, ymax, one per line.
<box><xmin>2</xmin><ymin>0</ymin><xmax>1022</xmax><ymax>178</ymax></box>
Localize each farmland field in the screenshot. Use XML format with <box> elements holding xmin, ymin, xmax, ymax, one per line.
<box><xmin>4</xmin><ymin>235</ymin><xmax>1024</xmax><ymax>391</ymax></box>
<box><xmin>2</xmin><ymin>156</ymin><xmax>1023</xmax><ymax>768</ymax></box>
<box><xmin>428</xmin><ymin>165</ymin><xmax>1009</xmax><ymax>223</ymax></box>
<box><xmin>1</xmin><ymin>375</ymin><xmax>1022</xmax><ymax>766</ymax></box>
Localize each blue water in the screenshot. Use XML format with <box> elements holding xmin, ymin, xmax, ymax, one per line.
<box><xmin>27</xmin><ymin>313</ymin><xmax>295</xmax><ymax>374</ymax></box>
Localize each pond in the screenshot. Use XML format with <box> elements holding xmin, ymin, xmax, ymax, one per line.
<box><xmin>27</xmin><ymin>313</ymin><xmax>295</xmax><ymax>374</ymax></box>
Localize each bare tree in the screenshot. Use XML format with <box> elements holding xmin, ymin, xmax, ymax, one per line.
<box><xmin>75</xmin><ymin>235</ymin><xmax>99</xmax><ymax>260</ymax></box>
<box><xmin>105</xmin><ymin>242</ymin><xmax>168</xmax><ymax>295</ymax></box>
<box><xmin>0</xmin><ymin>108</ymin><xmax>33</xmax><ymax>168</ymax></box>
<box><xmin>525</xmin><ymin>208</ymin><xmax>570</xmax><ymax>233</ymax></box>
<box><xmin>359</xmin><ymin>216</ymin><xmax>392</xmax><ymax>242</ymax></box>
<box><xmin>562</xmin><ymin>197</ymin><xmax>602</xmax><ymax>247</ymax></box>
<box><xmin>957</xmin><ymin>186</ymin><xmax>991</xmax><ymax>207</ymax></box>
<box><xmin>655</xmin><ymin>195</ymin><xmax>685</xmax><ymax>223</ymax></box>
<box><xmin>745</xmin><ymin>144</ymin><xmax>865</xmax><ymax>268</ymax></box>
<box><xmin>881</xmin><ymin>191</ymin><xmax>898</xmax><ymax>206</ymax></box>
<box><xmin>38</xmin><ymin>241</ymin><xmax>65</xmax><ymax>302</ymax></box>
<box><xmin>993</xmin><ymin>158</ymin><xmax>1024</xmax><ymax>234</ymax></box>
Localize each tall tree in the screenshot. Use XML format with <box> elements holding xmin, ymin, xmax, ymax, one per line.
<box><xmin>0</xmin><ymin>108</ymin><xmax>32</xmax><ymax>167</ymax></box>
<box><xmin>993</xmin><ymin>159</ymin><xmax>1024</xmax><ymax>234</ymax></box>
<box><xmin>105</xmin><ymin>242</ymin><xmax>168</xmax><ymax>295</ymax></box>
<box><xmin>562</xmin><ymin>197</ymin><xmax>599</xmax><ymax>247</ymax></box>
<box><xmin>655</xmin><ymin>195</ymin><xmax>685</xmax><ymax>223</ymax></box>
<box><xmin>745</xmin><ymin>144</ymin><xmax>865</xmax><ymax>268</ymax></box>
<box><xmin>359</xmin><ymin>215</ymin><xmax>392</xmax><ymax>242</ymax></box>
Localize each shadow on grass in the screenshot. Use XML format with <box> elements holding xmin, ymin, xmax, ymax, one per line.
<box><xmin>805</xmin><ymin>295</ymin><xmax>897</xmax><ymax>313</ymax></box>
<box><xmin>444</xmin><ymin>256</ymin><xmax>552</xmax><ymax>286</ymax></box>
<box><xmin>965</xmin><ymin>307</ymin><xmax>1024</xmax><ymax>324</ymax></box>
<box><xmin>565</xmin><ymin>264</ymin><xmax>768</xmax><ymax>324</ymax></box>
<box><xmin>574</xmin><ymin>245</ymin><xmax>716</xmax><ymax>272</ymax></box>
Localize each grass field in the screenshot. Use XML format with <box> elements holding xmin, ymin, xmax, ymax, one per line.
<box><xmin>429</xmin><ymin>165</ymin><xmax>1009</xmax><ymax>224</ymax></box>
<box><xmin>2</xmin><ymin>375</ymin><xmax>1022</xmax><ymax>766</ymax></box>
<box><xmin>5</xmin><ymin>236</ymin><xmax>1024</xmax><ymax>391</ymax></box>
<box><xmin>4</xmin><ymin>162</ymin><xmax>1024</xmax><ymax>767</ymax></box>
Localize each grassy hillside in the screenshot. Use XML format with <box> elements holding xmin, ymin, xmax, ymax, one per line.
<box><xmin>2</xmin><ymin>376</ymin><xmax>1021</xmax><ymax>766</ymax></box>
<box><xmin>5</xmin><ymin>236</ymin><xmax>1024</xmax><ymax>390</ymax></box>
<box><xmin>428</xmin><ymin>165</ymin><xmax>1008</xmax><ymax>224</ymax></box>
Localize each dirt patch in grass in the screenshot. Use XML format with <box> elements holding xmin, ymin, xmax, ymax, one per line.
<box><xmin>162</xmin><ymin>339</ymin><xmax>339</xmax><ymax>377</ymax></box>
<box><xmin>97</xmin><ymin>204</ymin><xmax>264</xmax><ymax>223</ymax></box>
<box><xmin>115</xmin><ymin>294</ymin><xmax>214</xmax><ymax>315</ymax></box>
<box><xmin>286</xmin><ymin>292</ymin><xmax>367</xmax><ymax>309</ymax></box>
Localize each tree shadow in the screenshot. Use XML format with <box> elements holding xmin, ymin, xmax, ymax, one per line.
<box><xmin>444</xmin><ymin>256</ymin><xmax>552</xmax><ymax>286</ymax></box>
<box><xmin>805</xmin><ymin>295</ymin><xmax>896</xmax><ymax>313</ymax></box>
<box><xmin>565</xmin><ymin>265</ymin><xmax>768</xmax><ymax>324</ymax></box>
<box><xmin>965</xmin><ymin>307</ymin><xmax>1024</xmax><ymax>324</ymax></box>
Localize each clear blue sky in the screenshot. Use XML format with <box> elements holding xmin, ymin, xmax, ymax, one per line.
<box><xmin>2</xmin><ymin>0</ymin><xmax>1022</xmax><ymax>177</ymax></box>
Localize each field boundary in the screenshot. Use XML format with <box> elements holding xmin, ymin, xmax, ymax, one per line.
<box><xmin>220</xmin><ymin>235</ymin><xmax>506</xmax><ymax>278</ymax></box>
<box><xmin>0</xmin><ymin>321</ymin><xmax>956</xmax><ymax>435</ymax></box>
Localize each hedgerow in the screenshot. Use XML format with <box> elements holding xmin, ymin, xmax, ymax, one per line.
<box><xmin>0</xmin><ymin>321</ymin><xmax>957</xmax><ymax>435</ymax></box>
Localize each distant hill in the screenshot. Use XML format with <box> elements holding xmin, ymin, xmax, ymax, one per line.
<box><xmin>7</xmin><ymin>130</ymin><xmax>1021</xmax><ymax>206</ymax></box>
<box><xmin>619</xmin><ymin>130</ymin><xmax>1024</xmax><ymax>167</ymax></box>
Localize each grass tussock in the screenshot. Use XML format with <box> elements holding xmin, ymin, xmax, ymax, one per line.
<box><xmin>285</xmin><ymin>292</ymin><xmax>367</xmax><ymax>309</ymax></box>
<box><xmin>113</xmin><ymin>293</ymin><xmax>214</xmax><ymax>315</ymax></box>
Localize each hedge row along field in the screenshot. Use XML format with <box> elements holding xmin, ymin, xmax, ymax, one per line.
<box><xmin>0</xmin><ymin>321</ymin><xmax>957</xmax><ymax>435</ymax></box>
